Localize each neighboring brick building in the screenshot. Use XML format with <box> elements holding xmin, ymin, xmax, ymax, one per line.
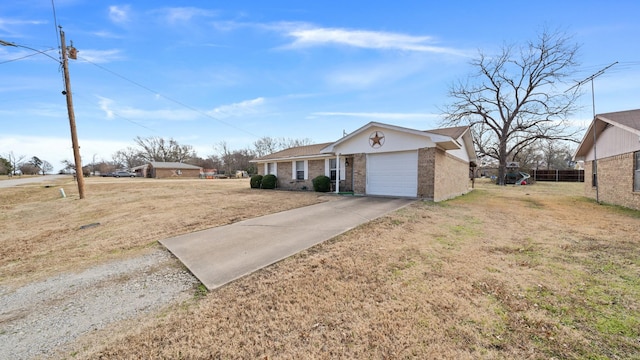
<box><xmin>574</xmin><ymin>109</ymin><xmax>640</xmax><ymax>210</ymax></box>
<box><xmin>134</xmin><ymin>162</ymin><xmax>203</xmax><ymax>179</ymax></box>
<box><xmin>251</xmin><ymin>122</ymin><xmax>476</xmax><ymax>201</ymax></box>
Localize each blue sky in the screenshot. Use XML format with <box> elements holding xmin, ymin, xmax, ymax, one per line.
<box><xmin>1</xmin><ymin>1</ymin><xmax>639</xmax><ymax>171</ymax></box>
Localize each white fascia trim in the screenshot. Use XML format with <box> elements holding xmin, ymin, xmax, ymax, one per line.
<box><xmin>253</xmin><ymin>154</ymin><xmax>334</xmax><ymax>163</ymax></box>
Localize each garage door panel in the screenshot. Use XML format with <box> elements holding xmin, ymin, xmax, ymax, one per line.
<box><xmin>367</xmin><ymin>151</ymin><xmax>417</xmax><ymax>197</ymax></box>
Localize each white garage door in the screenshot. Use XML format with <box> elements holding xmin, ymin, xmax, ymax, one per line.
<box><xmin>367</xmin><ymin>151</ymin><xmax>418</xmax><ymax>197</ymax></box>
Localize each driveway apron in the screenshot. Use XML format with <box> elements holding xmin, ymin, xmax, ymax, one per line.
<box><xmin>160</xmin><ymin>196</ymin><xmax>414</xmax><ymax>290</ymax></box>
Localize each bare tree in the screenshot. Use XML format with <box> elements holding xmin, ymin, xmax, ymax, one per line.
<box><xmin>61</xmin><ymin>159</ymin><xmax>76</xmax><ymax>174</ymax></box>
<box><xmin>112</xmin><ymin>147</ymin><xmax>146</xmax><ymax>169</ymax></box>
<box><xmin>6</xmin><ymin>151</ymin><xmax>25</xmax><ymax>176</ymax></box>
<box><xmin>215</xmin><ymin>141</ymin><xmax>234</xmax><ymax>175</ymax></box>
<box><xmin>134</xmin><ymin>136</ymin><xmax>195</xmax><ymax>163</ymax></box>
<box><xmin>443</xmin><ymin>29</ymin><xmax>581</xmax><ymax>185</ymax></box>
<box><xmin>40</xmin><ymin>160</ymin><xmax>53</xmax><ymax>175</ymax></box>
<box><xmin>253</xmin><ymin>136</ymin><xmax>313</xmax><ymax>157</ymax></box>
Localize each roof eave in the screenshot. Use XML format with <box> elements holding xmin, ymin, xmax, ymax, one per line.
<box><xmin>250</xmin><ymin>153</ymin><xmax>335</xmax><ymax>163</ymax></box>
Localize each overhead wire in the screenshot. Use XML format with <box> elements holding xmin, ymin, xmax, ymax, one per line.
<box><xmin>0</xmin><ymin>47</ymin><xmax>57</xmax><ymax>65</ymax></box>
<box><xmin>78</xmin><ymin>55</ymin><xmax>260</xmax><ymax>139</ymax></box>
<box><xmin>69</xmin><ymin>91</ymin><xmax>160</xmax><ymax>133</ymax></box>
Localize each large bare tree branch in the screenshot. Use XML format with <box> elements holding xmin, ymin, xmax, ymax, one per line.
<box><xmin>442</xmin><ymin>28</ymin><xmax>581</xmax><ymax>185</ymax></box>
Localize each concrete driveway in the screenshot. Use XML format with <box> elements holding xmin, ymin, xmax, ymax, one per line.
<box><xmin>160</xmin><ymin>196</ymin><xmax>414</xmax><ymax>290</ymax></box>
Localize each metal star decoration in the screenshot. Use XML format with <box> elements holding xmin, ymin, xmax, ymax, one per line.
<box><xmin>369</xmin><ymin>131</ymin><xmax>385</xmax><ymax>148</ymax></box>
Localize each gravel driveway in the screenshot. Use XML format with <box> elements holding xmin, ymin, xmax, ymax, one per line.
<box><xmin>0</xmin><ymin>249</ymin><xmax>198</xmax><ymax>359</ymax></box>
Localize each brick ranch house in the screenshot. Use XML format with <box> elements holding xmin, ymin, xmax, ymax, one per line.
<box><xmin>133</xmin><ymin>161</ymin><xmax>203</xmax><ymax>179</ymax></box>
<box><xmin>251</xmin><ymin>122</ymin><xmax>477</xmax><ymax>201</ymax></box>
<box><xmin>573</xmin><ymin>109</ymin><xmax>640</xmax><ymax>210</ymax></box>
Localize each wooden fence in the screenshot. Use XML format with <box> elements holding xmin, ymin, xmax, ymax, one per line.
<box><xmin>528</xmin><ymin>169</ymin><xmax>584</xmax><ymax>182</ymax></box>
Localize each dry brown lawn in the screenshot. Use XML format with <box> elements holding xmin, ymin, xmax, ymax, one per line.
<box><xmin>3</xmin><ymin>178</ymin><xmax>639</xmax><ymax>359</ymax></box>
<box><xmin>0</xmin><ymin>177</ymin><xmax>327</xmax><ymax>287</ymax></box>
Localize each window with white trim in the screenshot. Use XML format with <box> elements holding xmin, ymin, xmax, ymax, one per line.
<box><xmin>634</xmin><ymin>151</ymin><xmax>640</xmax><ymax>192</ymax></box>
<box><xmin>329</xmin><ymin>158</ymin><xmax>337</xmax><ymax>181</ymax></box>
<box><xmin>296</xmin><ymin>161</ymin><xmax>305</xmax><ymax>180</ymax></box>
<box><xmin>267</xmin><ymin>162</ymin><xmax>275</xmax><ymax>175</ymax></box>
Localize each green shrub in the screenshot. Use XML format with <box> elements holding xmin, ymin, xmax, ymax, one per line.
<box><xmin>312</xmin><ymin>175</ymin><xmax>331</xmax><ymax>192</ymax></box>
<box><xmin>261</xmin><ymin>174</ymin><xmax>277</xmax><ymax>189</ymax></box>
<box><xmin>250</xmin><ymin>174</ymin><xmax>263</xmax><ymax>189</ymax></box>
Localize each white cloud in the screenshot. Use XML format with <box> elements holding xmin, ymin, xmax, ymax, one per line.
<box><xmin>91</xmin><ymin>30</ymin><xmax>122</xmax><ymax>39</ymax></box>
<box><xmin>0</xmin><ymin>18</ymin><xmax>46</xmax><ymax>35</ymax></box>
<box><xmin>77</xmin><ymin>49</ymin><xmax>123</xmax><ymax>63</ymax></box>
<box><xmin>157</xmin><ymin>7</ymin><xmax>218</xmax><ymax>24</ymax></box>
<box><xmin>96</xmin><ymin>96</ymin><xmax>198</xmax><ymax>122</ymax></box>
<box><xmin>208</xmin><ymin>97</ymin><xmax>265</xmax><ymax>118</ymax></box>
<box><xmin>281</xmin><ymin>25</ymin><xmax>466</xmax><ymax>55</ymax></box>
<box><xmin>98</xmin><ymin>96</ymin><xmax>115</xmax><ymax>119</ymax></box>
<box><xmin>109</xmin><ymin>5</ymin><xmax>131</xmax><ymax>24</ymax></box>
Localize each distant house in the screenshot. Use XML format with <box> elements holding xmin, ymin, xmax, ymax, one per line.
<box><xmin>250</xmin><ymin>122</ymin><xmax>477</xmax><ymax>201</ymax></box>
<box><xmin>133</xmin><ymin>162</ymin><xmax>202</xmax><ymax>179</ymax></box>
<box><xmin>573</xmin><ymin>109</ymin><xmax>640</xmax><ymax>210</ymax></box>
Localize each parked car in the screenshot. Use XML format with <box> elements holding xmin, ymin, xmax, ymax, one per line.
<box><xmin>112</xmin><ymin>171</ymin><xmax>137</xmax><ymax>178</ymax></box>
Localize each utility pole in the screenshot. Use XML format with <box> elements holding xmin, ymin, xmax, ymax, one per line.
<box><xmin>60</xmin><ymin>27</ymin><xmax>85</xmax><ymax>199</ymax></box>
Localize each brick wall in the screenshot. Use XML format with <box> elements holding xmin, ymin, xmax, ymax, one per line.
<box><xmin>342</xmin><ymin>156</ymin><xmax>354</xmax><ymax>192</ymax></box>
<box><xmin>153</xmin><ymin>168</ymin><xmax>201</xmax><ymax>178</ymax></box>
<box><xmin>433</xmin><ymin>149</ymin><xmax>471</xmax><ymax>202</ymax></box>
<box><xmin>262</xmin><ymin>160</ymin><xmax>327</xmax><ymax>191</ymax></box>
<box><xmin>584</xmin><ymin>153</ymin><xmax>640</xmax><ymax>210</ymax></box>
<box><xmin>417</xmin><ymin>148</ymin><xmax>436</xmax><ymax>199</ymax></box>
<box><xmin>352</xmin><ymin>153</ymin><xmax>366</xmax><ymax>195</ymax></box>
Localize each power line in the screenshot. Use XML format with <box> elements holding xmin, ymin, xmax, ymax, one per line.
<box><xmin>0</xmin><ymin>43</ymin><xmax>59</xmax><ymax>64</ymax></box>
<box><xmin>0</xmin><ymin>48</ymin><xmax>57</xmax><ymax>65</ymax></box>
<box><xmin>70</xmin><ymin>91</ymin><xmax>160</xmax><ymax>133</ymax></box>
<box><xmin>78</xmin><ymin>56</ymin><xmax>261</xmax><ymax>139</ymax></box>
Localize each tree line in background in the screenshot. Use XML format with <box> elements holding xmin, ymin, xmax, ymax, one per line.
<box><xmin>0</xmin><ymin>136</ymin><xmax>313</xmax><ymax>177</ymax></box>
<box><xmin>0</xmin><ymin>153</ymin><xmax>53</xmax><ymax>176</ymax></box>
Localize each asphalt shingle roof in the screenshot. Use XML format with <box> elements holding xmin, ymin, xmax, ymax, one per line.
<box><xmin>253</xmin><ymin>142</ymin><xmax>334</xmax><ymax>161</ymax></box>
<box><xmin>598</xmin><ymin>109</ymin><xmax>640</xmax><ymax>132</ymax></box>
<box><xmin>149</xmin><ymin>161</ymin><xmax>202</xmax><ymax>170</ymax></box>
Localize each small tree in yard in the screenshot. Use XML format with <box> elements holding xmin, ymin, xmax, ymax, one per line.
<box><xmin>443</xmin><ymin>28</ymin><xmax>582</xmax><ymax>185</ymax></box>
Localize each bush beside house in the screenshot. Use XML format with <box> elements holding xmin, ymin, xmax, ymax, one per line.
<box><xmin>261</xmin><ymin>174</ymin><xmax>277</xmax><ymax>189</ymax></box>
<box><xmin>312</xmin><ymin>175</ymin><xmax>331</xmax><ymax>192</ymax></box>
<box><xmin>250</xmin><ymin>175</ymin><xmax>263</xmax><ymax>189</ymax></box>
